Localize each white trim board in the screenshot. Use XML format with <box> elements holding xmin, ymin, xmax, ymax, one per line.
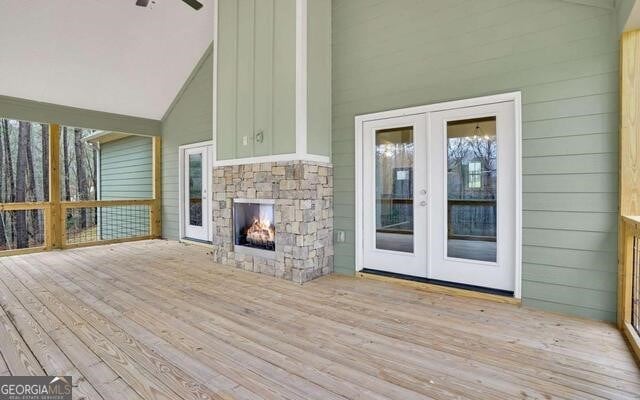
<box><xmin>214</xmin><ymin>152</ymin><xmax>330</xmax><ymax>167</ymax></box>
<box><xmin>211</xmin><ymin>0</ymin><xmax>219</xmax><ymax>154</ymax></box>
<box><xmin>354</xmin><ymin>92</ymin><xmax>523</xmax><ymax>299</ymax></box>
<box><xmin>295</xmin><ymin>0</ymin><xmax>308</xmax><ymax>157</ymax></box>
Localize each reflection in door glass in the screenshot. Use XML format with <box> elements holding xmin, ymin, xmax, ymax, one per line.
<box><xmin>189</xmin><ymin>153</ymin><xmax>203</xmax><ymax>227</ymax></box>
<box><xmin>447</xmin><ymin>117</ymin><xmax>497</xmax><ymax>262</ymax></box>
<box><xmin>375</xmin><ymin>127</ymin><xmax>414</xmax><ymax>253</ymax></box>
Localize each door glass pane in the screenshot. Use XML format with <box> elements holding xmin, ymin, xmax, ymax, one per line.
<box><xmin>375</xmin><ymin>127</ymin><xmax>414</xmax><ymax>253</ymax></box>
<box><xmin>447</xmin><ymin>117</ymin><xmax>497</xmax><ymax>262</ymax></box>
<box><xmin>189</xmin><ymin>153</ymin><xmax>203</xmax><ymax>227</ymax></box>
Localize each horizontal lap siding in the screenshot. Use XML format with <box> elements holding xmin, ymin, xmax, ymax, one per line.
<box><xmin>332</xmin><ymin>0</ymin><xmax>619</xmax><ymax>321</ymax></box>
<box><xmin>99</xmin><ymin>135</ymin><xmax>153</xmax><ymax>239</ymax></box>
<box><xmin>100</xmin><ymin>136</ymin><xmax>153</xmax><ymax>199</ymax></box>
<box><xmin>161</xmin><ymin>47</ymin><xmax>213</xmax><ymax>240</ymax></box>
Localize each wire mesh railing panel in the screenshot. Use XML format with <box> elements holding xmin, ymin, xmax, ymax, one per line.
<box><xmin>447</xmin><ymin>199</ymin><xmax>497</xmax><ymax>240</ymax></box>
<box><xmin>0</xmin><ymin>209</ymin><xmax>45</xmax><ymax>251</ymax></box>
<box><xmin>633</xmin><ymin>236</ymin><xmax>640</xmax><ymax>335</ymax></box>
<box><xmin>376</xmin><ymin>198</ymin><xmax>413</xmax><ymax>232</ymax></box>
<box><xmin>65</xmin><ymin>204</ymin><xmax>150</xmax><ymax>245</ymax></box>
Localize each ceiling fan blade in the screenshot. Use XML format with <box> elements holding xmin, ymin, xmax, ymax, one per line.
<box><xmin>135</xmin><ymin>0</ymin><xmax>150</xmax><ymax>7</ymax></box>
<box><xmin>182</xmin><ymin>0</ymin><xmax>204</xmax><ymax>10</ymax></box>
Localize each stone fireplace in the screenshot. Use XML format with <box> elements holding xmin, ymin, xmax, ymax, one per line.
<box><xmin>212</xmin><ymin>161</ymin><xmax>333</xmax><ymax>283</ymax></box>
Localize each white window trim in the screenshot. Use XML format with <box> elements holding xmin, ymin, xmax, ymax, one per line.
<box><xmin>354</xmin><ymin>92</ymin><xmax>523</xmax><ymax>299</ymax></box>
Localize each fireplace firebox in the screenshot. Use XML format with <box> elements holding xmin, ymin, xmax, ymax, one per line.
<box><xmin>233</xmin><ymin>199</ymin><xmax>276</xmax><ymax>252</ymax></box>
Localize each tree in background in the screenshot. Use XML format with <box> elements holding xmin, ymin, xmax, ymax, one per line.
<box><xmin>25</xmin><ymin>123</ymin><xmax>40</xmax><ymax>240</ymax></box>
<box><xmin>2</xmin><ymin>119</ymin><xmax>16</xmax><ymax>247</ymax></box>
<box><xmin>14</xmin><ymin>122</ymin><xmax>29</xmax><ymax>248</ymax></box>
<box><xmin>74</xmin><ymin>128</ymin><xmax>88</xmax><ymax>228</ymax></box>
<box><xmin>1</xmin><ymin>120</ymin><xmax>46</xmax><ymax>249</ymax></box>
<box><xmin>60</xmin><ymin>126</ymin><xmax>97</xmax><ymax>239</ymax></box>
<box><xmin>0</xmin><ymin>119</ymin><xmax>97</xmax><ymax>249</ymax></box>
<box><xmin>41</xmin><ymin>124</ymin><xmax>49</xmax><ymax>200</ymax></box>
<box><xmin>62</xmin><ymin>127</ymin><xmax>71</xmax><ymax>201</ymax></box>
<box><xmin>2</xmin><ymin>120</ymin><xmax>15</xmax><ymax>203</ymax></box>
<box><xmin>0</xmin><ymin>122</ymin><xmax>6</xmax><ymax>249</ymax></box>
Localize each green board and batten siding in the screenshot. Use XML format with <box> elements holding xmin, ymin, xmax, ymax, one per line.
<box><xmin>216</xmin><ymin>0</ymin><xmax>332</xmax><ymax>160</ymax></box>
<box><xmin>332</xmin><ymin>0</ymin><xmax>620</xmax><ymax>321</ymax></box>
<box><xmin>217</xmin><ymin>0</ymin><xmax>297</xmax><ymax>160</ymax></box>
<box><xmin>161</xmin><ymin>45</ymin><xmax>214</xmax><ymax>240</ymax></box>
<box><xmin>307</xmin><ymin>0</ymin><xmax>333</xmax><ymax>157</ymax></box>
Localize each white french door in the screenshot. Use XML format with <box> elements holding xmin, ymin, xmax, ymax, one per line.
<box><xmin>428</xmin><ymin>101</ymin><xmax>516</xmax><ymax>292</ymax></box>
<box><xmin>362</xmin><ymin>114</ymin><xmax>428</xmax><ymax>277</ymax></box>
<box><xmin>182</xmin><ymin>145</ymin><xmax>212</xmax><ymax>242</ymax></box>
<box><xmin>358</xmin><ymin>95</ymin><xmax>520</xmax><ymax>294</ymax></box>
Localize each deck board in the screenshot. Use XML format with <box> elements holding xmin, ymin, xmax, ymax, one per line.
<box><xmin>0</xmin><ymin>240</ymin><xmax>638</xmax><ymax>399</ymax></box>
<box><xmin>0</xmin><ymin>285</ymin><xmax>44</xmax><ymax>377</ymax></box>
<box><xmin>0</xmin><ymin>351</ymin><xmax>9</xmax><ymax>376</ymax></box>
<box><xmin>0</xmin><ymin>277</ymin><xmax>103</xmax><ymax>399</ymax></box>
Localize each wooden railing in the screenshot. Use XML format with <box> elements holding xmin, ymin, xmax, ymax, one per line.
<box><xmin>0</xmin><ymin>202</ymin><xmax>51</xmax><ymax>256</ymax></box>
<box><xmin>60</xmin><ymin>199</ymin><xmax>160</xmax><ymax>249</ymax></box>
<box><xmin>0</xmin><ymin>199</ymin><xmax>161</xmax><ymax>255</ymax></box>
<box><xmin>620</xmin><ymin>215</ymin><xmax>640</xmax><ymax>362</ymax></box>
<box><xmin>0</xmin><ymin>124</ymin><xmax>162</xmax><ymax>257</ymax></box>
<box><xmin>447</xmin><ymin>198</ymin><xmax>497</xmax><ymax>241</ymax></box>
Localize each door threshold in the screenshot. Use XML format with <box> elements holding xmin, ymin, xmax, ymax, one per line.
<box><xmin>358</xmin><ymin>269</ymin><xmax>520</xmax><ymax>305</ymax></box>
<box><xmin>180</xmin><ymin>238</ymin><xmax>212</xmax><ymax>248</ymax></box>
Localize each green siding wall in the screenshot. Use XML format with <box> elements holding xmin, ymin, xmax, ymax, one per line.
<box><xmin>332</xmin><ymin>0</ymin><xmax>620</xmax><ymax>321</ymax></box>
<box><xmin>217</xmin><ymin>0</ymin><xmax>296</xmax><ymax>160</ymax></box>
<box><xmin>99</xmin><ymin>135</ymin><xmax>153</xmax><ymax>239</ymax></box>
<box><xmin>100</xmin><ymin>136</ymin><xmax>153</xmax><ymax>200</ymax></box>
<box><xmin>307</xmin><ymin>0</ymin><xmax>332</xmax><ymax>157</ymax></box>
<box><xmin>161</xmin><ymin>45</ymin><xmax>213</xmax><ymax>240</ymax></box>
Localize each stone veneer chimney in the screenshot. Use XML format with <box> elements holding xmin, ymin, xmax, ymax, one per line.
<box><xmin>211</xmin><ymin>161</ymin><xmax>333</xmax><ymax>283</ymax></box>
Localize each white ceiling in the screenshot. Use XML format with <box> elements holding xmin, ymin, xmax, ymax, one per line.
<box><xmin>0</xmin><ymin>0</ymin><xmax>213</xmax><ymax>120</ymax></box>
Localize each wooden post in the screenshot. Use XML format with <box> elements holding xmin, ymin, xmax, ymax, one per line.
<box><xmin>47</xmin><ymin>124</ymin><xmax>63</xmax><ymax>249</ymax></box>
<box><xmin>151</xmin><ymin>136</ymin><xmax>162</xmax><ymax>238</ymax></box>
<box><xmin>620</xmin><ymin>30</ymin><xmax>640</xmax><ymax>329</ymax></box>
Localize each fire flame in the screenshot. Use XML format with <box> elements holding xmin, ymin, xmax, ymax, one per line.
<box><xmin>246</xmin><ymin>217</ymin><xmax>275</xmax><ymax>245</ymax></box>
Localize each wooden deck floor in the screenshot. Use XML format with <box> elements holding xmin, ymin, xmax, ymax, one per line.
<box><xmin>0</xmin><ymin>240</ymin><xmax>638</xmax><ymax>399</ymax></box>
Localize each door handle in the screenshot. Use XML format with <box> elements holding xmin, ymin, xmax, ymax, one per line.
<box><xmin>419</xmin><ymin>201</ymin><xmax>427</xmax><ymax>207</ymax></box>
<box><xmin>419</xmin><ymin>189</ymin><xmax>427</xmax><ymax>196</ymax></box>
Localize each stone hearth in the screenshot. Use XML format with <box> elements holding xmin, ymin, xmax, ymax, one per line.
<box><xmin>211</xmin><ymin>161</ymin><xmax>333</xmax><ymax>283</ymax></box>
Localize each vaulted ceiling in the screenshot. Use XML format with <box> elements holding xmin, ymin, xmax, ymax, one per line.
<box><xmin>0</xmin><ymin>0</ymin><xmax>213</xmax><ymax>120</ymax></box>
